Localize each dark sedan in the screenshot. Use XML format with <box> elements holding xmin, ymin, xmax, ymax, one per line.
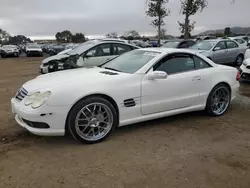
<box><xmin>161</xmin><ymin>39</ymin><xmax>196</xmax><ymax>49</ymax></box>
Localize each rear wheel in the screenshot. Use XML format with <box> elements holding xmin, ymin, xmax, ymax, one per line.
<box><xmin>206</xmin><ymin>84</ymin><xmax>231</xmax><ymax>116</ymax></box>
<box><xmin>67</xmin><ymin>97</ymin><xmax>118</xmax><ymax>144</ymax></box>
<box><xmin>234</xmin><ymin>54</ymin><xmax>244</xmax><ymax>66</ymax></box>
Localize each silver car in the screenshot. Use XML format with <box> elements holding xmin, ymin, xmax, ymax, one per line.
<box><xmin>190</xmin><ymin>39</ymin><xmax>247</xmax><ymax>66</ymax></box>
<box><xmin>40</xmin><ymin>41</ymin><xmax>139</xmax><ymax>74</ymax></box>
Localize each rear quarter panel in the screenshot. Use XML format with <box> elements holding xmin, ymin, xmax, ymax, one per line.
<box><xmin>198</xmin><ymin>64</ymin><xmax>239</xmax><ymax>106</ymax></box>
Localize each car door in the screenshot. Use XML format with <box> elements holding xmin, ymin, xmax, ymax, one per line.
<box><xmin>212</xmin><ymin>41</ymin><xmax>228</xmax><ymax>64</ymax></box>
<box><xmin>141</xmin><ymin>53</ymin><xmax>201</xmax><ymax>115</ymax></box>
<box><xmin>79</xmin><ymin>43</ymin><xmax>112</xmax><ymax>67</ymax></box>
<box><xmin>225</xmin><ymin>40</ymin><xmax>239</xmax><ymax>63</ymax></box>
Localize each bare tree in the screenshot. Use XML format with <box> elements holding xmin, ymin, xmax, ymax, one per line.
<box><xmin>179</xmin><ymin>0</ymin><xmax>207</xmax><ymax>39</ymax></box>
<box><xmin>146</xmin><ymin>0</ymin><xmax>170</xmax><ymax>45</ymax></box>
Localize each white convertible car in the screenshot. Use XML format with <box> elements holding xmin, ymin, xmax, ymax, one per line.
<box><xmin>11</xmin><ymin>48</ymin><xmax>240</xmax><ymax>143</ymax></box>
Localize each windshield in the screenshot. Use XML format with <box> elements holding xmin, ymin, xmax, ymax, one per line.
<box><xmin>102</xmin><ymin>50</ymin><xmax>160</xmax><ymax>74</ymax></box>
<box><xmin>2</xmin><ymin>45</ymin><xmax>16</xmax><ymax>48</ymax></box>
<box><xmin>28</xmin><ymin>45</ymin><xmax>40</xmax><ymax>48</ymax></box>
<box><xmin>67</xmin><ymin>41</ymin><xmax>96</xmax><ymax>55</ymax></box>
<box><xmin>162</xmin><ymin>41</ymin><xmax>179</xmax><ymax>48</ymax></box>
<box><xmin>190</xmin><ymin>41</ymin><xmax>217</xmax><ymax>50</ymax></box>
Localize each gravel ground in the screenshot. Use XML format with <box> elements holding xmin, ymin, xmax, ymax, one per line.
<box><xmin>1</xmin><ymin>57</ymin><xmax>250</xmax><ymax>188</ymax></box>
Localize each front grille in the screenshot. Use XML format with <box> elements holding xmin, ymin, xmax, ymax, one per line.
<box><xmin>15</xmin><ymin>87</ymin><xmax>28</xmax><ymax>102</ymax></box>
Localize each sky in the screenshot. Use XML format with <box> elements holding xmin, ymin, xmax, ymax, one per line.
<box><xmin>0</xmin><ymin>0</ymin><xmax>249</xmax><ymax>40</ymax></box>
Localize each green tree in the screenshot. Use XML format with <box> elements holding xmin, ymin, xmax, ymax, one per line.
<box><xmin>124</xmin><ymin>30</ymin><xmax>140</xmax><ymax>38</ymax></box>
<box><xmin>0</xmin><ymin>28</ymin><xmax>11</xmax><ymax>44</ymax></box>
<box><xmin>146</xmin><ymin>0</ymin><xmax>170</xmax><ymax>46</ymax></box>
<box><xmin>224</xmin><ymin>27</ymin><xmax>231</xmax><ymax>36</ymax></box>
<box><xmin>179</xmin><ymin>0</ymin><xmax>207</xmax><ymax>39</ymax></box>
<box><xmin>55</xmin><ymin>30</ymin><xmax>73</xmax><ymax>42</ymax></box>
<box><xmin>9</xmin><ymin>35</ymin><xmax>32</xmax><ymax>44</ymax></box>
<box><xmin>106</xmin><ymin>32</ymin><xmax>118</xmax><ymax>38</ymax></box>
<box><xmin>72</xmin><ymin>33</ymin><xmax>86</xmax><ymax>43</ymax></box>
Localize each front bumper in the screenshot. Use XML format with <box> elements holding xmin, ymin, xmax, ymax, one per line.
<box><xmin>239</xmin><ymin>64</ymin><xmax>250</xmax><ymax>80</ymax></box>
<box><xmin>11</xmin><ymin>98</ymin><xmax>71</xmax><ymax>136</ymax></box>
<box><xmin>27</xmin><ymin>51</ymin><xmax>43</xmax><ymax>56</ymax></box>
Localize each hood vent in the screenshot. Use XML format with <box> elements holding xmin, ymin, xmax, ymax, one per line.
<box><xmin>123</xmin><ymin>98</ymin><xmax>136</xmax><ymax>107</ymax></box>
<box><xmin>100</xmin><ymin>71</ymin><xmax>118</xmax><ymax>75</ymax></box>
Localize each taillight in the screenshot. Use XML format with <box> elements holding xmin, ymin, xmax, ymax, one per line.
<box><xmin>236</xmin><ymin>71</ymin><xmax>241</xmax><ymax>81</ymax></box>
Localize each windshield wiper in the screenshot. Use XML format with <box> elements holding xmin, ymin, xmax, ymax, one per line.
<box><xmin>104</xmin><ymin>67</ymin><xmax>122</xmax><ymax>72</ymax></box>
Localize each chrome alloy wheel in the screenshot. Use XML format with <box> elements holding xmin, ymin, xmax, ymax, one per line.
<box><xmin>75</xmin><ymin>103</ymin><xmax>113</xmax><ymax>141</ymax></box>
<box><xmin>211</xmin><ymin>86</ymin><xmax>230</xmax><ymax>116</ymax></box>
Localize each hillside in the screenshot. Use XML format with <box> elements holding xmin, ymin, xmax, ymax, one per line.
<box><xmin>198</xmin><ymin>27</ymin><xmax>250</xmax><ymax>35</ymax></box>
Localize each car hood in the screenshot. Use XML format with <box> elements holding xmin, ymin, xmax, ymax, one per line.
<box><xmin>42</xmin><ymin>54</ymin><xmax>69</xmax><ymax>64</ymax></box>
<box><xmin>23</xmin><ymin>67</ymin><xmax>130</xmax><ymax>93</ymax></box>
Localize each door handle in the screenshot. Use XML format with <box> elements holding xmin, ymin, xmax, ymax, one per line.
<box><xmin>192</xmin><ymin>76</ymin><xmax>201</xmax><ymax>81</ymax></box>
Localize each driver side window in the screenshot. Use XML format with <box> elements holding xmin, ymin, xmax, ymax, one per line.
<box><xmin>153</xmin><ymin>54</ymin><xmax>195</xmax><ymax>74</ymax></box>
<box><xmin>86</xmin><ymin>44</ymin><xmax>111</xmax><ymax>57</ymax></box>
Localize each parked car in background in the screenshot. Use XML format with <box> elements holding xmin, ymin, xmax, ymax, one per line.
<box><xmin>196</xmin><ymin>36</ymin><xmax>217</xmax><ymax>42</ymax></box>
<box><xmin>100</xmin><ymin>38</ymin><xmax>129</xmax><ymax>43</ymax></box>
<box><xmin>57</xmin><ymin>44</ymin><xmax>79</xmax><ymax>55</ymax></box>
<box><xmin>190</xmin><ymin>39</ymin><xmax>247</xmax><ymax>66</ymax></box>
<box><xmin>161</xmin><ymin>39</ymin><xmax>196</xmax><ymax>49</ymax></box>
<box><xmin>26</xmin><ymin>44</ymin><xmax>43</xmax><ymax>57</ymax></box>
<box><xmin>229</xmin><ymin>37</ymin><xmax>248</xmax><ymax>47</ymax></box>
<box><xmin>48</xmin><ymin>44</ymin><xmax>66</xmax><ymax>55</ymax></box>
<box><xmin>40</xmin><ymin>41</ymin><xmax>139</xmax><ymax>74</ymax></box>
<box><xmin>130</xmin><ymin>40</ymin><xmax>152</xmax><ymax>48</ymax></box>
<box><xmin>239</xmin><ymin>58</ymin><xmax>250</xmax><ymax>80</ymax></box>
<box><xmin>245</xmin><ymin>48</ymin><xmax>250</xmax><ymax>60</ymax></box>
<box><xmin>11</xmin><ymin>48</ymin><xmax>240</xmax><ymax>143</ymax></box>
<box><xmin>0</xmin><ymin>45</ymin><xmax>19</xmax><ymax>58</ymax></box>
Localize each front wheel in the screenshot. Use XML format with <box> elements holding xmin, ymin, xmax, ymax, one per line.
<box><xmin>67</xmin><ymin>97</ymin><xmax>118</xmax><ymax>144</ymax></box>
<box><xmin>205</xmin><ymin>84</ymin><xmax>231</xmax><ymax>116</ymax></box>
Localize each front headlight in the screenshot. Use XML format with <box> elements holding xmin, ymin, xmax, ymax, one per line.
<box><xmin>24</xmin><ymin>92</ymin><xmax>41</xmax><ymax>106</ymax></box>
<box><xmin>24</xmin><ymin>91</ymin><xmax>51</xmax><ymax>109</ymax></box>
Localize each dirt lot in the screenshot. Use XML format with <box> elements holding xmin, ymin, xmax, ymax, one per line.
<box><xmin>1</xmin><ymin>57</ymin><xmax>250</xmax><ymax>188</ymax></box>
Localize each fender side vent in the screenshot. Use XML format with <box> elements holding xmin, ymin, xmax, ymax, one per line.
<box><xmin>100</xmin><ymin>71</ymin><xmax>118</xmax><ymax>75</ymax></box>
<box><xmin>124</xmin><ymin>98</ymin><xmax>136</xmax><ymax>107</ymax></box>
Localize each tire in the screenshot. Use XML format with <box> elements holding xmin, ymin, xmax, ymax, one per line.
<box><xmin>205</xmin><ymin>83</ymin><xmax>231</xmax><ymax>116</ymax></box>
<box><xmin>234</xmin><ymin>54</ymin><xmax>244</xmax><ymax>67</ymax></box>
<box><xmin>67</xmin><ymin>96</ymin><xmax>118</xmax><ymax>144</ymax></box>
<box><xmin>1</xmin><ymin>54</ymin><xmax>6</xmax><ymax>58</ymax></box>
<box><xmin>26</xmin><ymin>54</ymin><xmax>29</xmax><ymax>57</ymax></box>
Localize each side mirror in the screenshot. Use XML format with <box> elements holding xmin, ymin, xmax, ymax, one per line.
<box><xmin>213</xmin><ymin>47</ymin><xmax>221</xmax><ymax>51</ymax></box>
<box><xmin>148</xmin><ymin>71</ymin><xmax>168</xmax><ymax>80</ymax></box>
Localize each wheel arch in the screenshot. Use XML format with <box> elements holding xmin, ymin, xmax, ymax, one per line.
<box><xmin>238</xmin><ymin>53</ymin><xmax>244</xmax><ymax>58</ymax></box>
<box><xmin>65</xmin><ymin>93</ymin><xmax>120</xmax><ymax>131</ymax></box>
<box><xmin>207</xmin><ymin>81</ymin><xmax>232</xmax><ymax>103</ymax></box>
